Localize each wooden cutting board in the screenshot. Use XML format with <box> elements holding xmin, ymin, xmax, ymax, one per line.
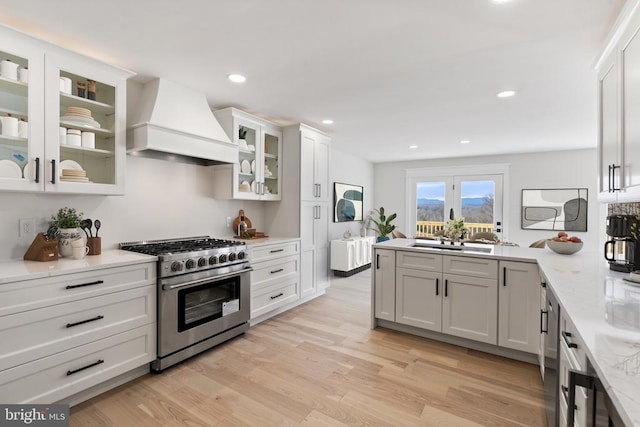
<box><xmin>232</xmin><ymin>209</ymin><xmax>252</xmax><ymax>234</ymax></box>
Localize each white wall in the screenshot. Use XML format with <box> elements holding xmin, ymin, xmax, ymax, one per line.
<box><xmin>373</xmin><ymin>148</ymin><xmax>605</xmax><ymax>251</ymax></box>
<box><xmin>0</xmin><ymin>155</ymin><xmax>265</xmax><ymax>260</ymax></box>
<box><xmin>329</xmin><ymin>147</ymin><xmax>374</xmax><ymax>240</ymax></box>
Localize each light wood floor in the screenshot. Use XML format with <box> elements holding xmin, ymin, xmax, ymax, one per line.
<box><xmin>70</xmin><ymin>270</ymin><xmax>547</xmax><ymax>426</ymax></box>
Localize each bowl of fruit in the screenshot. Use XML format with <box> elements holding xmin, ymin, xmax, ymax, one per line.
<box><xmin>546</xmin><ymin>232</ymin><xmax>583</xmax><ymax>255</ymax></box>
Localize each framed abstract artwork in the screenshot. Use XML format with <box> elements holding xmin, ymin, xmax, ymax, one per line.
<box><xmin>521</xmin><ymin>188</ymin><xmax>588</xmax><ymax>231</ymax></box>
<box><xmin>334</xmin><ymin>182</ymin><xmax>363</xmax><ymax>222</ymax></box>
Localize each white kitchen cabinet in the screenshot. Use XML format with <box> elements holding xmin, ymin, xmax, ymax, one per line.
<box><xmin>300</xmin><ymin>125</ymin><xmax>330</xmax><ymax>202</ymax></box>
<box><xmin>498</xmin><ymin>260</ymin><xmax>540</xmax><ymax>354</ymax></box>
<box><xmin>330</xmin><ymin>236</ymin><xmax>375</xmax><ymax>276</ymax></box>
<box><xmin>248</xmin><ymin>240</ymin><xmax>301</xmax><ymax>321</ymax></box>
<box><xmin>0</xmin><ymin>25</ymin><xmax>132</xmax><ymax>195</ymax></box>
<box><xmin>301</xmin><ymin>202</ymin><xmax>329</xmax><ymax>298</ymax></box>
<box><xmin>374</xmin><ymin>249</ymin><xmax>396</xmax><ymax>321</ymax></box>
<box><xmin>0</xmin><ymin>261</ymin><xmax>156</xmax><ymax>404</ymax></box>
<box><xmin>267</xmin><ymin>124</ymin><xmax>331</xmax><ymax>303</ymax></box>
<box><xmin>558</xmin><ymin>310</ymin><xmax>588</xmax><ymax>427</ymax></box>
<box><xmin>539</xmin><ymin>276</ymin><xmax>547</xmax><ymax>379</ymax></box>
<box><xmin>596</xmin><ymin>7</ymin><xmax>640</xmax><ymax>202</ymax></box>
<box><xmin>212</xmin><ymin>107</ymin><xmax>282</xmax><ymax>201</ymax></box>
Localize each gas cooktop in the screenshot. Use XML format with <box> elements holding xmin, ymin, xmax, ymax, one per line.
<box><xmin>120</xmin><ymin>236</ymin><xmax>248</xmax><ymax>278</ymax></box>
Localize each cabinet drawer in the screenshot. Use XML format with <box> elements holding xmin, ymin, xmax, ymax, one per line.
<box><xmin>396</xmin><ymin>251</ymin><xmax>442</xmax><ymax>272</ymax></box>
<box><xmin>251</xmin><ymin>255</ymin><xmax>299</xmax><ymax>291</ymax></box>
<box><xmin>251</xmin><ymin>279</ymin><xmax>299</xmax><ymax>319</ymax></box>
<box><xmin>249</xmin><ymin>241</ymin><xmax>300</xmax><ymax>263</ymax></box>
<box><xmin>560</xmin><ymin>312</ymin><xmax>587</xmax><ymax>370</ymax></box>
<box><xmin>0</xmin><ymin>262</ymin><xmax>156</xmax><ymax>317</ymax></box>
<box><xmin>443</xmin><ymin>256</ymin><xmax>497</xmax><ymax>279</ymax></box>
<box><xmin>0</xmin><ymin>285</ymin><xmax>155</xmax><ymax>371</ymax></box>
<box><xmin>0</xmin><ymin>324</ymin><xmax>155</xmax><ymax>404</ymax></box>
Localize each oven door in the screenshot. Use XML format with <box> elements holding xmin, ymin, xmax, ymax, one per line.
<box><xmin>158</xmin><ymin>267</ymin><xmax>251</xmax><ymax>357</ymax></box>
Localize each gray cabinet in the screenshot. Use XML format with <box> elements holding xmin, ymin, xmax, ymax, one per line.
<box><xmin>498</xmin><ymin>260</ymin><xmax>540</xmax><ymax>354</ymax></box>
<box><xmin>374</xmin><ymin>249</ymin><xmax>396</xmax><ymax>321</ymax></box>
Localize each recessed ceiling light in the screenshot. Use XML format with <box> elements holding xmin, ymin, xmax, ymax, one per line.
<box><xmin>496</xmin><ymin>90</ymin><xmax>516</xmax><ymax>98</ymax></box>
<box><xmin>460</xmin><ymin>140</ymin><xmax>471</xmax><ymax>144</ymax></box>
<box><xmin>228</xmin><ymin>74</ymin><xmax>246</xmax><ymax>83</ymax></box>
<box><xmin>322</xmin><ymin>119</ymin><xmax>334</xmax><ymax>125</ymax></box>
<box><xmin>409</xmin><ymin>145</ymin><xmax>418</xmax><ymax>149</ymax></box>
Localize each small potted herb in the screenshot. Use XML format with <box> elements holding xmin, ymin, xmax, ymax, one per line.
<box><xmin>50</xmin><ymin>207</ymin><xmax>84</xmax><ymax>257</ymax></box>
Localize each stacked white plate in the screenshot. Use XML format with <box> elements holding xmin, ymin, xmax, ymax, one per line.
<box><xmin>61</xmin><ymin>106</ymin><xmax>101</xmax><ymax>129</ymax></box>
<box><xmin>59</xmin><ymin>160</ymin><xmax>90</xmax><ymax>182</ymax></box>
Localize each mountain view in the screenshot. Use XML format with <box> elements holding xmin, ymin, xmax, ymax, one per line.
<box><xmin>417</xmin><ymin>197</ymin><xmax>494</xmax><ymax>223</ymax></box>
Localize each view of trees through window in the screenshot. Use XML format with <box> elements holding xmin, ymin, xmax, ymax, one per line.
<box><xmin>416</xmin><ymin>180</ymin><xmax>495</xmax><ymax>224</ymax></box>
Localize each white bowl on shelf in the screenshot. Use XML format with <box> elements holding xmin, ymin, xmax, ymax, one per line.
<box><xmin>546</xmin><ymin>239</ymin><xmax>583</xmax><ymax>255</ymax></box>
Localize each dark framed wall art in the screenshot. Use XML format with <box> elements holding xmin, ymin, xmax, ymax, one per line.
<box><xmin>334</xmin><ymin>182</ymin><xmax>363</xmax><ymax>222</ymax></box>
<box><xmin>521</xmin><ymin>188</ymin><xmax>588</xmax><ymax>231</ymax></box>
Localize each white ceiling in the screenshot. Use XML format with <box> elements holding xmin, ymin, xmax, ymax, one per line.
<box><xmin>0</xmin><ymin>0</ymin><xmax>625</xmax><ymax>163</ymax></box>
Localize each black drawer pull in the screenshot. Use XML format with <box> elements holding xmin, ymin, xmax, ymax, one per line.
<box><xmin>270</xmin><ymin>268</ymin><xmax>284</xmax><ymax>274</ymax></box>
<box><xmin>562</xmin><ymin>331</ymin><xmax>578</xmax><ymax>349</ymax></box>
<box><xmin>445</xmin><ymin>279</ymin><xmax>448</xmax><ymax>297</ymax></box>
<box><xmin>66</xmin><ymin>280</ymin><xmax>104</xmax><ymax>290</ymax></box>
<box><xmin>540</xmin><ymin>310</ymin><xmax>548</xmax><ymax>334</ymax></box>
<box><xmin>503</xmin><ymin>267</ymin><xmax>507</xmax><ymax>287</ymax></box>
<box><xmin>35</xmin><ymin>157</ymin><xmax>40</xmax><ymax>183</ymax></box>
<box><xmin>66</xmin><ymin>315</ymin><xmax>104</xmax><ymax>328</ymax></box>
<box><xmin>435</xmin><ymin>278</ymin><xmax>439</xmax><ymax>296</ymax></box>
<box><xmin>66</xmin><ymin>359</ymin><xmax>104</xmax><ymax>376</ymax></box>
<box><xmin>270</xmin><ymin>249</ymin><xmax>284</xmax><ymax>253</ymax></box>
<box><xmin>270</xmin><ymin>292</ymin><xmax>284</xmax><ymax>300</ymax></box>
<box><xmin>50</xmin><ymin>159</ymin><xmax>56</xmax><ymax>184</ymax></box>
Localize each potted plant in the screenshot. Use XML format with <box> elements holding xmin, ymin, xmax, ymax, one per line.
<box><xmin>444</xmin><ymin>216</ymin><xmax>468</xmax><ymax>242</ymax></box>
<box><xmin>370</xmin><ymin>207</ymin><xmax>397</xmax><ymax>242</ymax></box>
<box><xmin>50</xmin><ymin>207</ymin><xmax>84</xmax><ymax>257</ymax></box>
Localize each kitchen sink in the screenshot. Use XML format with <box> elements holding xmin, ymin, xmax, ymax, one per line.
<box><xmin>410</xmin><ymin>241</ymin><xmax>493</xmax><ymax>254</ymax></box>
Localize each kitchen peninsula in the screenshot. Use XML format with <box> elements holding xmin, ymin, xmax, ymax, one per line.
<box><xmin>372</xmin><ymin>238</ymin><xmax>640</xmax><ymax>426</ymax></box>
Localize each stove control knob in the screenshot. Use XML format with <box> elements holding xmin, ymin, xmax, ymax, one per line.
<box><xmin>208</xmin><ymin>256</ymin><xmax>218</xmax><ymax>265</ymax></box>
<box><xmin>171</xmin><ymin>261</ymin><xmax>183</xmax><ymax>272</ymax></box>
<box><xmin>185</xmin><ymin>259</ymin><xmax>196</xmax><ymax>269</ymax></box>
<box><xmin>237</xmin><ymin>251</ymin><xmax>246</xmax><ymax>260</ymax></box>
<box><xmin>219</xmin><ymin>254</ymin><xmax>228</xmax><ymax>263</ymax></box>
<box><xmin>197</xmin><ymin>257</ymin><xmax>207</xmax><ymax>267</ymax></box>
<box><xmin>228</xmin><ymin>252</ymin><xmax>237</xmax><ymax>261</ymax></box>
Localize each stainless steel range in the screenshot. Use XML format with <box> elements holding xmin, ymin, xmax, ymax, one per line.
<box><xmin>120</xmin><ymin>236</ymin><xmax>251</xmax><ymax>372</ymax></box>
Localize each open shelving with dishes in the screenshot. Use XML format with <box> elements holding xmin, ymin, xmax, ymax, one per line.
<box><xmin>211</xmin><ymin>107</ymin><xmax>282</xmax><ymax>201</ymax></box>
<box><xmin>0</xmin><ymin>25</ymin><xmax>132</xmax><ymax>194</ymax></box>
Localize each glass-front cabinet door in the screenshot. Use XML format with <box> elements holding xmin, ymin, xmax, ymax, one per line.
<box><xmin>44</xmin><ymin>52</ymin><xmax>129</xmax><ymax>195</ymax></box>
<box><xmin>212</xmin><ymin>107</ymin><xmax>282</xmax><ymax>201</ymax></box>
<box><xmin>0</xmin><ymin>32</ymin><xmax>45</xmax><ymax>192</ymax></box>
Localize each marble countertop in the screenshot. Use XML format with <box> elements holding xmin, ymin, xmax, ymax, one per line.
<box><xmin>0</xmin><ymin>250</ymin><xmax>157</xmax><ymax>285</ymax></box>
<box><xmin>228</xmin><ymin>236</ymin><xmax>301</xmax><ymax>247</ymax></box>
<box><xmin>374</xmin><ymin>238</ymin><xmax>640</xmax><ymax>426</ymax></box>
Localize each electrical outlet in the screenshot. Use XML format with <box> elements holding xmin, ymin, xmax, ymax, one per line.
<box><xmin>226</xmin><ymin>217</ymin><xmax>232</xmax><ymax>227</ymax></box>
<box><xmin>19</xmin><ymin>218</ymin><xmax>36</xmax><ymax>237</ymax></box>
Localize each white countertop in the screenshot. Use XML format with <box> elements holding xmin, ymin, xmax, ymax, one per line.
<box><xmin>374</xmin><ymin>238</ymin><xmax>640</xmax><ymax>426</ymax></box>
<box><xmin>0</xmin><ymin>250</ymin><xmax>157</xmax><ymax>285</ymax></box>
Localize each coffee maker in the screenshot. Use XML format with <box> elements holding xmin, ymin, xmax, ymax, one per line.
<box><xmin>605</xmin><ymin>215</ymin><xmax>640</xmax><ymax>272</ymax></box>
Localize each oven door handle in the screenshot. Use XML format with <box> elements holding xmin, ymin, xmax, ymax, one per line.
<box><xmin>162</xmin><ymin>267</ymin><xmax>253</xmax><ymax>291</ymax></box>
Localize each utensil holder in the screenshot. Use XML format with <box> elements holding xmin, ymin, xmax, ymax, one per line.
<box><xmin>87</xmin><ymin>237</ymin><xmax>101</xmax><ymax>255</ymax></box>
<box><xmin>23</xmin><ymin>233</ymin><xmax>59</xmax><ymax>262</ymax></box>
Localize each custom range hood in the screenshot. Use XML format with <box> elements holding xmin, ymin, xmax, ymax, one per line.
<box><xmin>127</xmin><ymin>78</ymin><xmax>237</xmax><ymax>165</ymax></box>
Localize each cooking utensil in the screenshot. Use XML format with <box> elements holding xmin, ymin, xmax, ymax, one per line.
<box><xmin>80</xmin><ymin>219</ymin><xmax>90</xmax><ymax>238</ymax></box>
<box><xmin>94</xmin><ymin>219</ymin><xmax>101</xmax><ymax>237</ymax></box>
<box><xmin>45</xmin><ymin>225</ymin><xmax>58</xmax><ymax>240</ymax></box>
<box><xmin>85</xmin><ymin>218</ymin><xmax>93</xmax><ymax>238</ymax></box>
